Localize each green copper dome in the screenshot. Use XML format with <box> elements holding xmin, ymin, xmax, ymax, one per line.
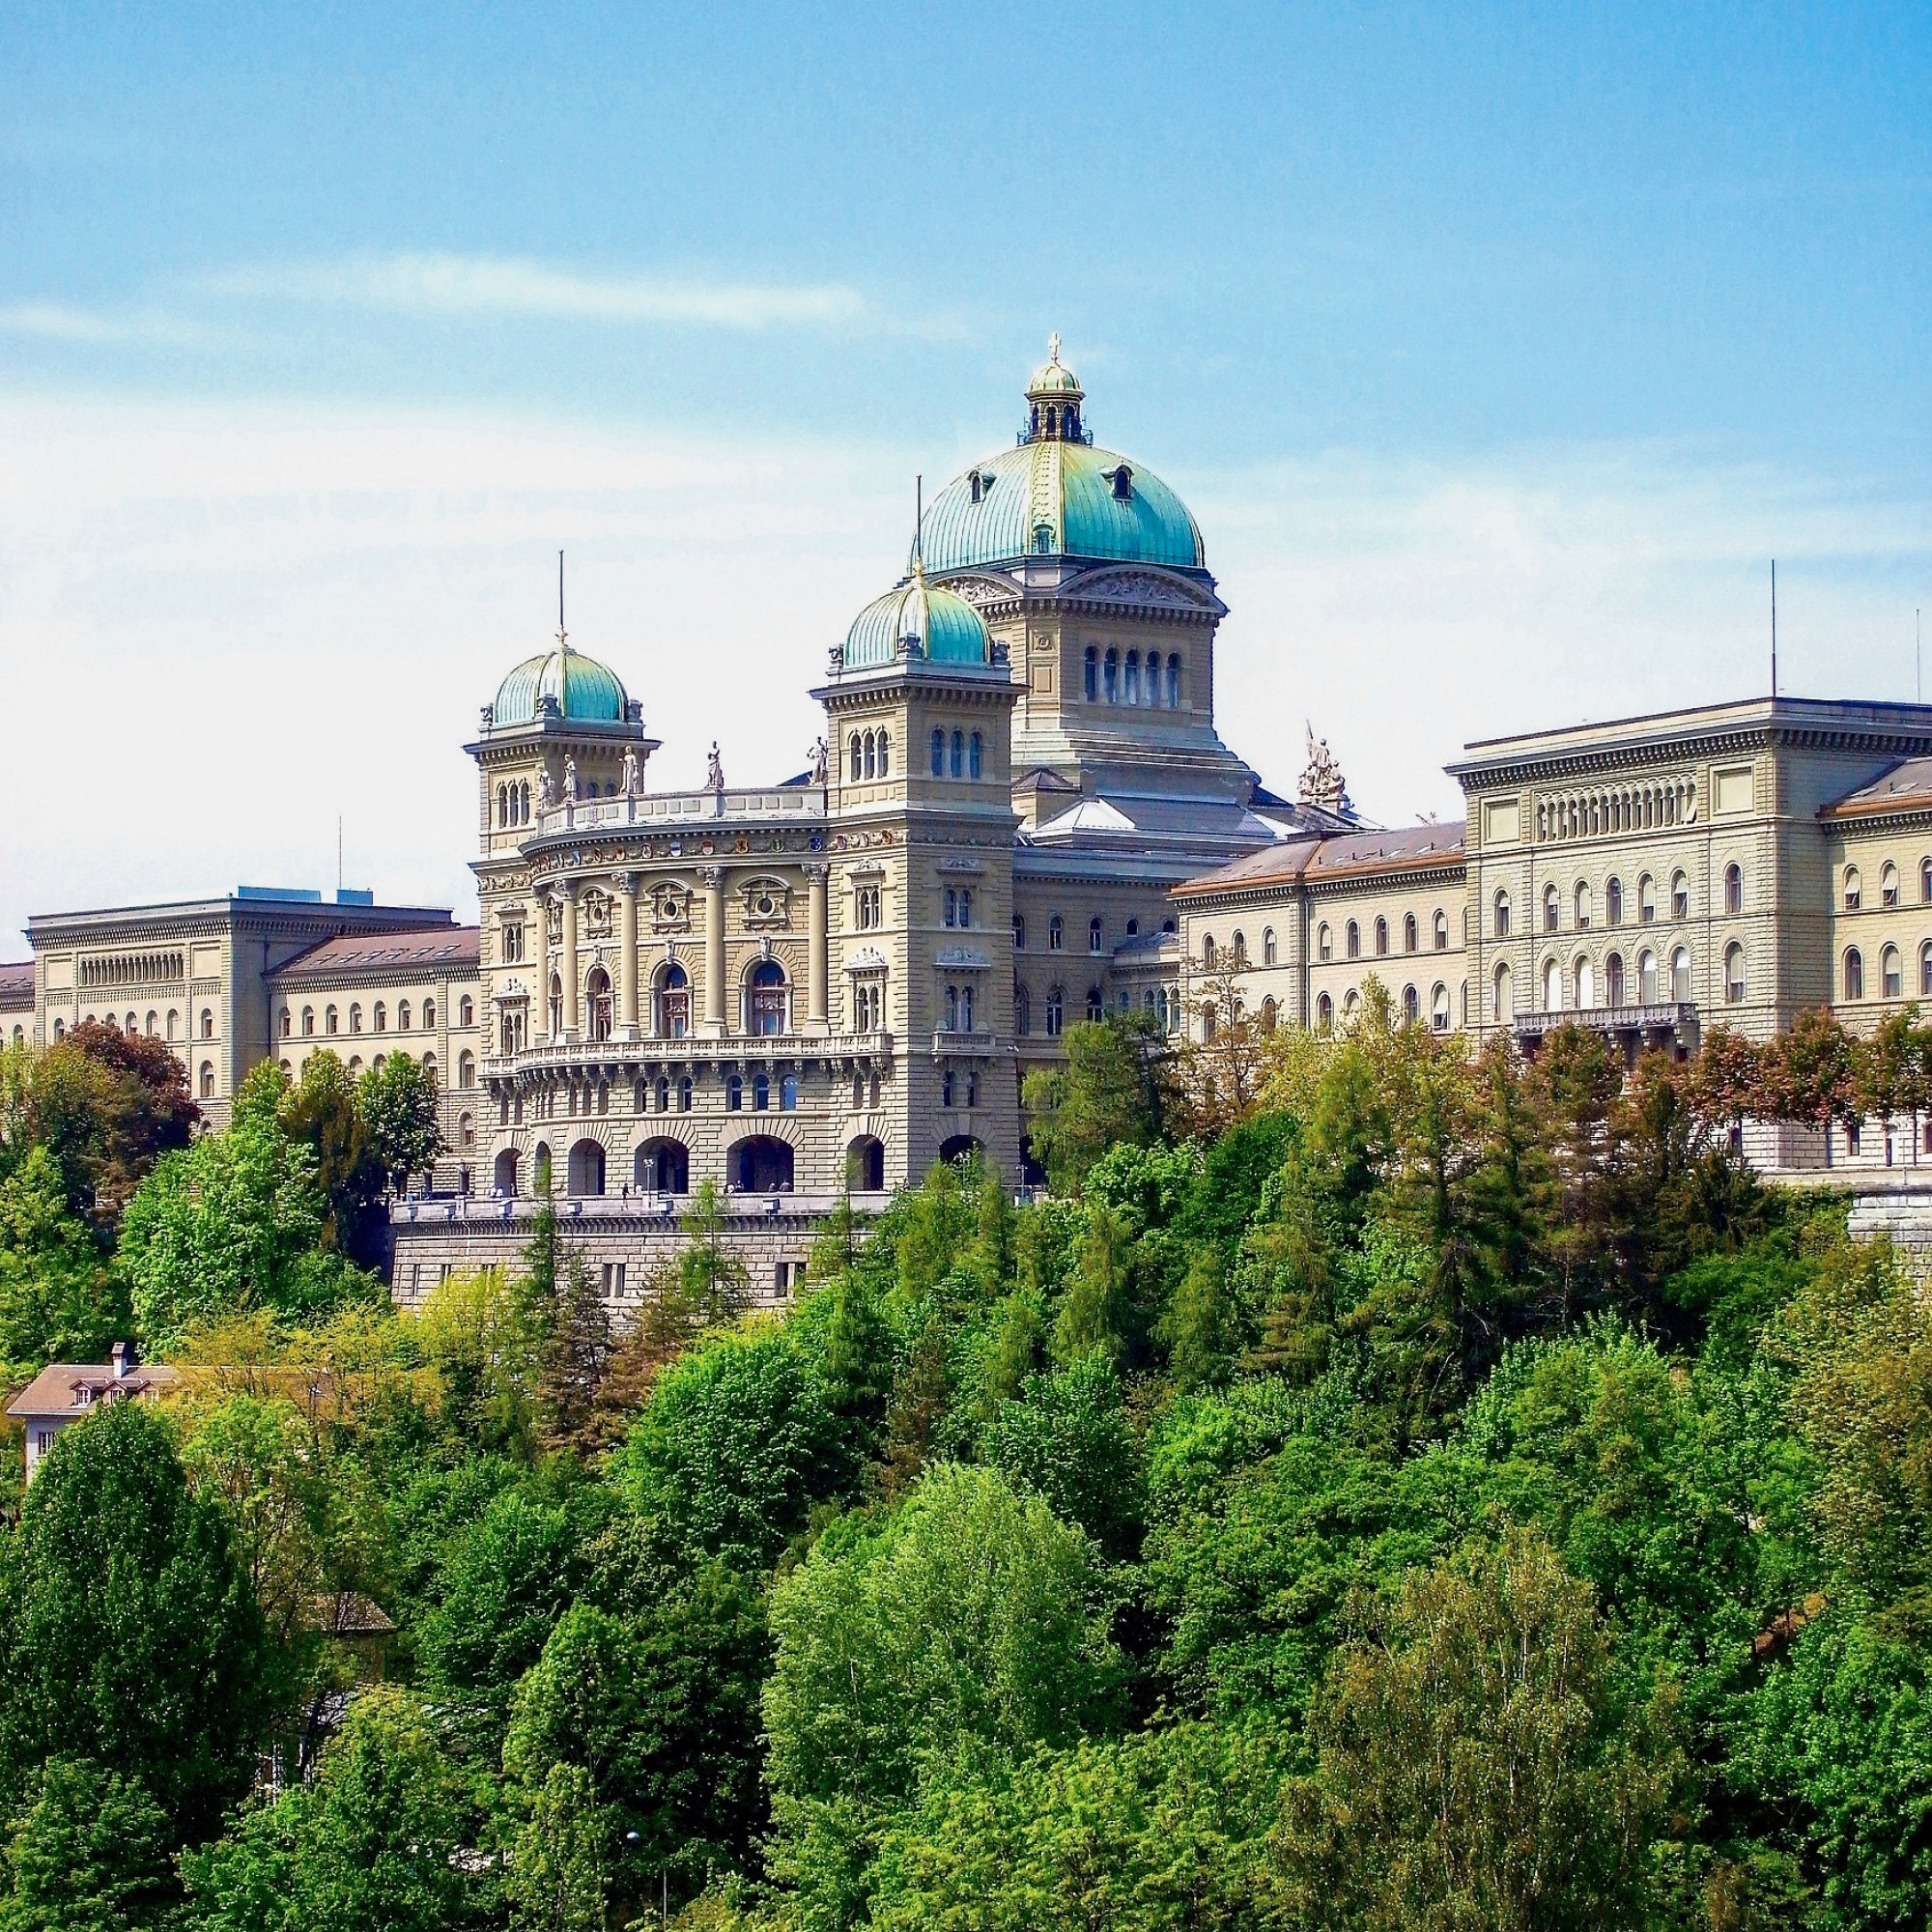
<box><xmin>843</xmin><ymin>566</ymin><xmax>992</xmax><ymax>670</ymax></box>
<box><xmin>918</xmin><ymin>341</ymin><xmax>1204</xmax><ymax>574</ymax></box>
<box><xmin>491</xmin><ymin>640</ymin><xmax>629</xmax><ymax>727</ymax></box>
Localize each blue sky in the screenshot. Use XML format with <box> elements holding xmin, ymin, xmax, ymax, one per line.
<box><xmin>1</xmin><ymin>1</ymin><xmax>1928</xmax><ymax>940</ymax></box>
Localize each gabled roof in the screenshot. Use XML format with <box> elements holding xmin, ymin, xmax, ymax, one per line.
<box><xmin>272</xmin><ymin>928</ymin><xmax>481</xmax><ymax>981</ymax></box>
<box><xmin>1824</xmin><ymin>757</ymin><xmax>1932</xmax><ymax>820</ymax></box>
<box><xmin>7</xmin><ymin>1361</ymin><xmax>179</xmax><ymax>1419</ymax></box>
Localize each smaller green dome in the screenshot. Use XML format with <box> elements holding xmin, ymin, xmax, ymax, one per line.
<box><xmin>492</xmin><ymin>639</ymin><xmax>628</xmax><ymax>727</ymax></box>
<box><xmin>843</xmin><ymin>566</ymin><xmax>991</xmax><ymax>671</ymax></box>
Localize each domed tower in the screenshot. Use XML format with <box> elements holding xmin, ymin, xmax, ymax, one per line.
<box><xmin>467</xmin><ymin>621</ymin><xmax>657</xmax><ymax>1059</ymax></box>
<box><xmin>917</xmin><ymin>338</ymin><xmax>1266</xmax><ymax>873</ymax></box>
<box><xmin>813</xmin><ymin>558</ymin><xmax>1021</xmax><ymax>1180</ymax></box>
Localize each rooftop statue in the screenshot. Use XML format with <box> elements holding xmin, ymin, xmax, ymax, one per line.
<box><xmin>707</xmin><ymin>742</ymin><xmax>724</xmax><ymax>793</ymax></box>
<box><xmin>621</xmin><ymin>747</ymin><xmax>640</xmax><ymax>796</ymax></box>
<box><xmin>1299</xmin><ymin>724</ymin><xmax>1350</xmax><ymax>813</ymax></box>
<box><xmin>810</xmin><ymin>737</ymin><xmax>828</xmax><ymax>784</ymax></box>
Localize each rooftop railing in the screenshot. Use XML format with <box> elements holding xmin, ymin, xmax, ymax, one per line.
<box><xmin>534</xmin><ymin>786</ymin><xmax>826</xmax><ymax>838</ymax></box>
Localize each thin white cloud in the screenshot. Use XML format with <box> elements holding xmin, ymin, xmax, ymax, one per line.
<box><xmin>0</xmin><ymin>301</ymin><xmax>215</xmax><ymax>347</ymax></box>
<box><xmin>202</xmin><ymin>251</ymin><xmax>872</xmax><ymax>331</ymax></box>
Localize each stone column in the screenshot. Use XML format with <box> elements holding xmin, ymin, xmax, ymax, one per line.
<box><xmin>616</xmin><ymin>872</ymin><xmax>639</xmax><ymax>1037</ymax></box>
<box><xmin>806</xmin><ymin>865</ymin><xmax>829</xmax><ymax>1028</ymax></box>
<box><xmin>700</xmin><ymin>867</ymin><xmax>727</xmax><ymax>1034</ymax></box>
<box><xmin>559</xmin><ymin>884</ymin><xmax>581</xmax><ymax>1038</ymax></box>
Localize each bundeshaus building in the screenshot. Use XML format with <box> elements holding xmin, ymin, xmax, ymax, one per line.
<box><xmin>7</xmin><ymin>343</ymin><xmax>1932</xmax><ymax>1304</ymax></box>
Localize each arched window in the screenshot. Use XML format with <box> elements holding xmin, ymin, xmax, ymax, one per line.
<box><xmin>678</xmin><ymin>1075</ymin><xmax>693</xmax><ymax>1112</ymax></box>
<box><xmin>1103</xmin><ymin>648</ymin><xmax>1119</xmax><ymax>703</ymax></box>
<box><xmin>655</xmin><ymin>961</ymin><xmax>689</xmax><ymax>1038</ymax></box>
<box><xmin>1090</xmin><ymin>916</ymin><xmax>1104</xmax><ymax>954</ymax></box>
<box><xmin>1375</xmin><ymin>916</ymin><xmax>1389</xmax><ymax>956</ymax></box>
<box><xmin>1232</xmin><ymin>930</ymin><xmax>1246</xmax><ymax>964</ymax></box>
<box><xmin>1166</xmin><ymin>654</ymin><xmax>1181</xmax><ymax>707</ymax></box>
<box><xmin>1544</xmin><ymin>958</ymin><xmax>1561</xmax><ymax>1011</ymax></box>
<box><xmin>1403</xmin><ymin>984</ymin><xmax>1419</xmax><ymax>1026</ymax></box>
<box><xmin>1316</xmin><ymin>991</ymin><xmax>1334</xmax><ymax>1034</ymax></box>
<box><xmin>424</xmin><ymin>999</ymin><xmax>436</xmax><ymax>1030</ymax></box>
<box><xmin>1605</xmin><ymin>952</ymin><xmax>1625</xmax><ymax>1008</ymax></box>
<box><xmin>199</xmin><ymin>1063</ymin><xmax>215</xmax><ymax>1100</ymax></box>
<box><xmin>1922</xmin><ymin>941</ymin><xmax>1932</xmax><ymax>997</ymax></box>
<box><xmin>945</xmin><ymin>983</ymin><xmax>959</xmax><ymax>1030</ymax></box>
<box><xmin>458</xmin><ymin>1050</ymin><xmax>475</xmax><ymax>1088</ymax></box>
<box><xmin>748</xmin><ymin>959</ymin><xmax>787</xmax><ymax>1035</ymax></box>
<box><xmin>1844</xmin><ymin>867</ymin><xmax>1862</xmax><ymax>911</ymax></box>
<box><xmin>1725</xmin><ymin>943</ymin><xmax>1747</xmax><ymax>1003</ymax></box>
<box><xmin>373</xmin><ymin>1003</ymin><xmax>386</xmax><ymax>1031</ymax></box>
<box><xmin>302</xmin><ymin>1007</ymin><xmax>315</xmax><ymax>1036</ymax></box>
<box><xmin>422</xmin><ymin>1053</ymin><xmax>437</xmax><ymax>1087</ymax></box>
<box><xmin>1318</xmin><ymin>922</ymin><xmax>1333</xmax><ymax>961</ymax></box>
<box><xmin>863</xmin><ymin>730</ymin><xmax>876</xmax><ymax>779</ymax></box>
<box><xmin>1883</xmin><ymin>944</ymin><xmax>1903</xmax><ymax>999</ymax></box>
<box><xmin>585</xmin><ymin>967</ymin><xmax>612</xmax><ymax>1041</ymax></box>
<box><xmin>1124</xmin><ymin>650</ymin><xmax>1141</xmax><ymax>704</ymax></box>
<box><xmin>950</xmin><ymin>729</ymin><xmax>964</xmax><ymax>778</ymax></box>
<box><xmin>349</xmin><ymin>1056</ymin><xmax>363</xmax><ymax>1075</ymax></box>
<box><xmin>1431</xmin><ymin>983</ymin><xmax>1450</xmax><ymax>1032</ymax></box>
<box><xmin>1044</xmin><ymin>984</ymin><xmax>1065</xmax><ymax>1037</ymax></box>
<box><xmin>1883</xmin><ymin>862</ymin><xmax>1900</xmax><ymax>909</ymax></box>
<box><xmin>1922</xmin><ymin>858</ymin><xmax>1932</xmax><ymax>904</ymax></box>
<box><xmin>325</xmin><ymin>1006</ymin><xmax>338</xmax><ymax>1036</ymax></box>
<box><xmin>1605</xmin><ymin>877</ymin><xmax>1623</xmax><ymax>925</ymax></box>
<box><xmin>850</xmin><ymin>734</ymin><xmax>863</xmax><ymax>781</ymax></box>
<box><xmin>166</xmin><ymin>1010</ymin><xmax>179</xmax><ymax>1039</ymax></box>
<box><xmin>781</xmin><ymin>1073</ymin><xmax>798</xmax><ymax>1109</ymax></box>
<box><xmin>877</xmin><ymin>729</ymin><xmax>890</xmax><ymax>776</ymax></box>
<box><xmin>398</xmin><ymin>1001</ymin><xmax>412</xmax><ymax>1031</ymax></box>
<box><xmin>1575</xmin><ymin>882</ymin><xmax>1591</xmax><ymax>929</ymax></box>
<box><xmin>1671</xmin><ymin>872</ymin><xmax>1690</xmax><ymax>922</ymax></box>
<box><xmin>969</xmin><ymin>731</ymin><xmax>982</xmax><ymax>780</ymax></box>
<box><xmin>726</xmin><ymin>1073</ymin><xmax>743</xmax><ymax>1111</ymax></box>
<box><xmin>497</xmin><ymin>782</ymin><xmax>508</xmax><ymax>827</ymax></box>
<box><xmin>1638</xmin><ymin>875</ymin><xmax>1657</xmax><ymax>923</ymax></box>
<box><xmin>1670</xmin><ymin>946</ymin><xmax>1692</xmax><ymax>1002</ymax></box>
<box><xmin>279</xmin><ymin>1008</ymin><xmax>292</xmax><ymax>1037</ymax></box>
<box><xmin>1494</xmin><ymin>891</ymin><xmax>1511</xmax><ymax>937</ymax></box>
<box><xmin>1543</xmin><ymin>884</ymin><xmax>1559</xmax><ymax>933</ymax></box>
<box><xmin>459</xmin><ymin>996</ymin><xmax>473</xmax><ymax>1027</ymax></box>
<box><xmin>1638</xmin><ymin>949</ymin><xmax>1658</xmax><ymax>1003</ymax></box>
<box><xmin>1575</xmin><ymin>955</ymin><xmax>1594</xmax><ymax>1008</ymax></box>
<box><xmin>1264</xmin><ymin>927</ymin><xmax>1277</xmax><ymax>965</ymax></box>
<box><xmin>930</xmin><ymin>728</ymin><xmax>945</xmax><ymax>777</ymax></box>
<box><xmin>1012</xmin><ymin>913</ymin><xmax>1025</xmax><ymax>950</ymax></box>
<box><xmin>1724</xmin><ymin>863</ymin><xmax>1744</xmax><ymax>914</ymax></box>
<box><xmin>1260</xmin><ymin>996</ymin><xmax>1278</xmax><ymax>1034</ymax></box>
<box><xmin>1346</xmin><ymin>921</ymin><xmax>1360</xmax><ymax>959</ymax></box>
<box><xmin>753</xmin><ymin>1073</ymin><xmax>771</xmax><ymax>1111</ymax></box>
<box><xmin>1049</xmin><ymin>914</ymin><xmax>1064</xmax><ymax>951</ymax></box>
<box><xmin>1201</xmin><ymin>1002</ymin><xmax>1216</xmax><ymax>1042</ymax></box>
<box><xmin>1084</xmin><ymin>646</ymin><xmax>1098</xmax><ymax>701</ymax></box>
<box><xmin>1433</xmin><ymin>909</ymin><xmax>1447</xmax><ymax>951</ymax></box>
<box><xmin>1202</xmin><ymin>934</ymin><xmax>1217</xmax><ymax>969</ymax></box>
<box><xmin>1398</xmin><ymin>912</ymin><xmax>1414</xmax><ymax>952</ymax></box>
<box><xmin>1014</xmin><ymin>982</ymin><xmax>1031</xmax><ymax>1035</ymax></box>
<box><xmin>1086</xmin><ymin>984</ymin><xmax>1102</xmax><ymax>1021</ymax></box>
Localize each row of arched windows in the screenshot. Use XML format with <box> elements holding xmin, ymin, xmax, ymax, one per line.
<box><xmin>1015</xmin><ymin>912</ymin><xmax>1168</xmax><ymax>952</ymax></box>
<box><xmin>76</xmin><ymin>1009</ymin><xmax>195</xmax><ymax>1041</ymax></box>
<box><xmin>284</xmin><ymin>996</ymin><xmax>456</xmax><ymax>1038</ymax></box>
<box><xmin>1083</xmin><ymin>646</ymin><xmax>1182</xmax><ymax>708</ymax></box>
<box><xmin>848</xmin><ymin>729</ymin><xmax>891</xmax><ymax>781</ymax></box>
<box><xmin>1494</xmin><ymin>867</ymin><xmax>1719</xmax><ymax>940</ymax></box>
<box><xmin>1310</xmin><ymin>910</ymin><xmax>1453</xmax><ymax>965</ymax></box>
<box><xmin>1842</xmin><ymin>859</ymin><xmax>1932</xmax><ymax>910</ymax></box>
<box><xmin>1842</xmin><ymin>942</ymin><xmax>1932</xmax><ymax>1001</ymax></box>
<box><xmin>928</xmin><ymin>728</ymin><xmax>983</xmax><ymax>779</ymax></box>
<box><xmin>496</xmin><ymin>781</ymin><xmax>532</xmax><ymax>828</ymax></box>
<box><xmin>1314</xmin><ymin>982</ymin><xmax>1464</xmax><ymax>1035</ymax></box>
<box><xmin>492</xmin><ymin>1131</ymin><xmax>827</xmax><ymax>1201</ymax></box>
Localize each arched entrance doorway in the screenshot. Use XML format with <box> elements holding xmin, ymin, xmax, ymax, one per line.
<box><xmin>635</xmin><ymin>1138</ymin><xmax>690</xmax><ymax>1194</ymax></box>
<box><xmin>567</xmin><ymin>1139</ymin><xmax>606</xmax><ymax>1196</ymax></box>
<box><xmin>939</xmin><ymin>1134</ymin><xmax>982</xmax><ymax>1166</ymax></box>
<box><xmin>732</xmin><ymin>1136</ymin><xmax>794</xmax><ymax>1192</ymax></box>
<box><xmin>493</xmin><ymin>1148</ymin><xmax>521</xmax><ymax>1196</ymax></box>
<box><xmin>846</xmin><ymin>1135</ymin><xmax>885</xmax><ymax>1192</ymax></box>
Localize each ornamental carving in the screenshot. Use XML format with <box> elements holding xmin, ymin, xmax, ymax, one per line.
<box><xmin>545</xmin><ymin>900</ymin><xmax>563</xmax><ymax>945</ymax></box>
<box><xmin>742</xmin><ymin>875</ymin><xmax>792</xmax><ymax>929</ymax></box>
<box><xmin>1068</xmin><ymin>568</ymin><xmax>1206</xmax><ymax>609</ymax></box>
<box><xmin>650</xmin><ymin>881</ymin><xmax>693</xmax><ymax>932</ymax></box>
<box><xmin>580</xmin><ymin>888</ymin><xmax>613</xmax><ymax>939</ymax></box>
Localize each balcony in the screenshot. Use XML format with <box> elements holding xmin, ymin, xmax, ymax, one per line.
<box><xmin>482</xmin><ymin>1030</ymin><xmax>893</xmax><ymax>1083</ymax></box>
<box><xmin>394</xmin><ymin>1187</ymin><xmax>897</xmax><ymax>1228</ymax></box>
<box><xmin>533</xmin><ymin>785</ymin><xmax>826</xmax><ymax>840</ymax></box>
<box><xmin>929</xmin><ymin>1029</ymin><xmax>1003</xmax><ymax>1058</ymax></box>
<box><xmin>1513</xmin><ymin>1002</ymin><xmax>1698</xmax><ymax>1049</ymax></box>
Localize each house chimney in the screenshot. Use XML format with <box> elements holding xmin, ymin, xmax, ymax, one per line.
<box><xmin>110</xmin><ymin>1341</ymin><xmax>133</xmax><ymax>1380</ymax></box>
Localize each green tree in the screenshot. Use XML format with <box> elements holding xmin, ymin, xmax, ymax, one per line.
<box><xmin>0</xmin><ymin>1145</ymin><xmax>125</xmax><ymax>1372</ymax></box>
<box><xmin>1</xmin><ymin>1756</ymin><xmax>183</xmax><ymax>1932</ymax></box>
<box><xmin>983</xmin><ymin>1355</ymin><xmax>1145</xmax><ymax>1562</ymax></box>
<box><xmin>611</xmin><ymin>1324</ymin><xmax>849</xmax><ymax>1572</ymax></box>
<box><xmin>677</xmin><ymin>1179</ymin><xmax>753</xmax><ymax>1326</ymax></box>
<box><xmin>1275</xmin><ymin>1526</ymin><xmax>1681</xmax><ymax>1932</ymax></box>
<box><xmin>180</xmin><ymin>1687</ymin><xmax>483</xmax><ymax>1932</ymax></box>
<box><xmin>1022</xmin><ymin>1016</ymin><xmax>1165</xmax><ymax>1195</ymax></box>
<box><xmin>277</xmin><ymin>1054</ymin><xmax>383</xmax><ymax>1255</ymax></box>
<box><xmin>508</xmin><ymin>1762</ymin><xmax>607</xmax><ymax>1932</ymax></box>
<box><xmin>763</xmin><ymin>1463</ymin><xmax>1123</xmax><ymax>1929</ymax></box>
<box><xmin>357</xmin><ymin>1052</ymin><xmax>446</xmax><ymax>1194</ymax></box>
<box><xmin>0</xmin><ymin>1399</ymin><xmax>269</xmax><ymax>1846</ymax></box>
<box><xmin>537</xmin><ymin>1250</ymin><xmax>611</xmax><ymax>1454</ymax></box>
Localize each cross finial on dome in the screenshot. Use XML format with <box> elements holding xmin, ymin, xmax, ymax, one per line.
<box><xmin>1048</xmin><ymin>331</ymin><xmax>1061</xmax><ymax>363</ymax></box>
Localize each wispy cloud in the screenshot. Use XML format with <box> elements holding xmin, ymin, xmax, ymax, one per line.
<box><xmin>0</xmin><ymin>301</ymin><xmax>214</xmax><ymax>347</ymax></box>
<box><xmin>201</xmin><ymin>251</ymin><xmax>873</xmax><ymax>331</ymax></box>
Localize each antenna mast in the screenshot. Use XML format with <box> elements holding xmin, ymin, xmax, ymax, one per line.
<box><xmin>1770</xmin><ymin>558</ymin><xmax>1777</xmax><ymax>698</ymax></box>
<box><xmin>914</xmin><ymin>475</ymin><xmax>923</xmax><ymax>567</ymax></box>
<box><xmin>557</xmin><ymin>549</ymin><xmax>566</xmax><ymax>645</ymax></box>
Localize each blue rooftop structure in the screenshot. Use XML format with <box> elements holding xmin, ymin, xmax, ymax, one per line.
<box><xmin>842</xmin><ymin>564</ymin><xmax>993</xmax><ymax>671</ymax></box>
<box><xmin>492</xmin><ymin>639</ymin><xmax>629</xmax><ymax>727</ymax></box>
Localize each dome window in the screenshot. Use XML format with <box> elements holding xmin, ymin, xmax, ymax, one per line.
<box><xmin>1108</xmin><ymin>464</ymin><xmax>1134</xmax><ymax>502</ymax></box>
<box><xmin>1033</xmin><ymin>524</ymin><xmax>1053</xmax><ymax>554</ymax></box>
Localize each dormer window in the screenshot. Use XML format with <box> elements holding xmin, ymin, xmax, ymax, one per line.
<box><xmin>1108</xmin><ymin>464</ymin><xmax>1134</xmax><ymax>502</ymax></box>
<box><xmin>1033</xmin><ymin>524</ymin><xmax>1053</xmax><ymax>554</ymax></box>
<box><xmin>969</xmin><ymin>470</ymin><xmax>985</xmax><ymax>505</ymax></box>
